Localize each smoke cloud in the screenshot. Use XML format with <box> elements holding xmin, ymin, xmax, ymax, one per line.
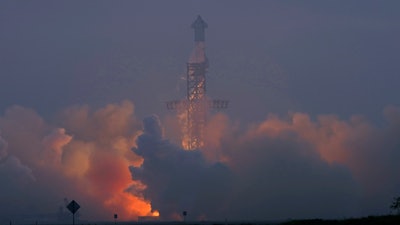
<box><xmin>130</xmin><ymin>115</ymin><xmax>231</xmax><ymax>220</ymax></box>
<box><xmin>131</xmin><ymin>107</ymin><xmax>400</xmax><ymax>220</ymax></box>
<box><xmin>0</xmin><ymin>132</ymin><xmax>8</xmax><ymax>160</ymax></box>
<box><xmin>0</xmin><ymin>131</ymin><xmax>36</xmax><ymax>220</ymax></box>
<box><xmin>1</xmin><ymin>100</ymin><xmax>399</xmax><ymax>222</ymax></box>
<box><xmin>0</xmin><ymin>101</ymin><xmax>154</xmax><ymax>223</ymax></box>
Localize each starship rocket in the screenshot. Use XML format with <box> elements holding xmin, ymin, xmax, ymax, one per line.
<box><xmin>191</xmin><ymin>15</ymin><xmax>208</xmax><ymax>42</ymax></box>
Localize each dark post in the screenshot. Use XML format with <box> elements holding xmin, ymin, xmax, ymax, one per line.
<box><xmin>67</xmin><ymin>200</ymin><xmax>80</xmax><ymax>225</ymax></box>
<box><xmin>114</xmin><ymin>214</ymin><xmax>118</xmax><ymax>225</ymax></box>
<box><xmin>182</xmin><ymin>211</ymin><xmax>187</xmax><ymax>222</ymax></box>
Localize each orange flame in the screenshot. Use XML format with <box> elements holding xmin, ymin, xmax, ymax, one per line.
<box><xmin>177</xmin><ymin>108</ymin><xmax>191</xmax><ymax>150</ymax></box>
<box><xmin>104</xmin><ymin>192</ymin><xmax>154</xmax><ymax>220</ymax></box>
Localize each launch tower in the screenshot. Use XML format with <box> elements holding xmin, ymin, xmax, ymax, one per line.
<box><xmin>167</xmin><ymin>15</ymin><xmax>228</xmax><ymax>150</ymax></box>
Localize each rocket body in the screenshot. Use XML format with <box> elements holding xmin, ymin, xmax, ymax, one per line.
<box><xmin>191</xmin><ymin>15</ymin><xmax>208</xmax><ymax>42</ymax></box>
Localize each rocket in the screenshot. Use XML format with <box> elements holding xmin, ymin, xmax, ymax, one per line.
<box><xmin>167</xmin><ymin>15</ymin><xmax>228</xmax><ymax>150</ymax></box>
<box><xmin>191</xmin><ymin>15</ymin><xmax>208</xmax><ymax>42</ymax></box>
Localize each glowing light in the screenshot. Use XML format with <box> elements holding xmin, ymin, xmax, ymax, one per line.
<box><xmin>151</xmin><ymin>210</ymin><xmax>160</xmax><ymax>217</ymax></box>
<box><xmin>105</xmin><ymin>192</ymin><xmax>153</xmax><ymax>220</ymax></box>
<box><xmin>177</xmin><ymin>109</ymin><xmax>191</xmax><ymax>150</ymax></box>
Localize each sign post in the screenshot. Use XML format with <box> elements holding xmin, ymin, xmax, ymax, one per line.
<box><xmin>114</xmin><ymin>214</ymin><xmax>118</xmax><ymax>225</ymax></box>
<box><xmin>67</xmin><ymin>200</ymin><xmax>81</xmax><ymax>225</ymax></box>
<box><xmin>182</xmin><ymin>211</ymin><xmax>187</xmax><ymax>222</ymax></box>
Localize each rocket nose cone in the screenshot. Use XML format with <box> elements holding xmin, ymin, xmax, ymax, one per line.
<box><xmin>191</xmin><ymin>15</ymin><xmax>207</xmax><ymax>42</ymax></box>
<box><xmin>191</xmin><ymin>15</ymin><xmax>208</xmax><ymax>29</ymax></box>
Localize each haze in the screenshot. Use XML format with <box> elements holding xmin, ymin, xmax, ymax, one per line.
<box><xmin>0</xmin><ymin>1</ymin><xmax>399</xmax><ymax>223</ymax></box>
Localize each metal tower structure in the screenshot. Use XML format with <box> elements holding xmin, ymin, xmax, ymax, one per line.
<box><xmin>167</xmin><ymin>15</ymin><xmax>228</xmax><ymax>150</ymax></box>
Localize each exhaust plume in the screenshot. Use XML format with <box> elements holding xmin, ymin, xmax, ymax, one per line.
<box><xmin>0</xmin><ymin>101</ymin><xmax>154</xmax><ymax>222</ymax></box>
<box><xmin>1</xmin><ymin>101</ymin><xmax>399</xmax><ymax>221</ymax></box>
<box><xmin>131</xmin><ymin>106</ymin><xmax>400</xmax><ymax>220</ymax></box>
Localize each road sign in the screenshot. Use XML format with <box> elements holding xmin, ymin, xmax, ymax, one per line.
<box><xmin>182</xmin><ymin>211</ymin><xmax>187</xmax><ymax>222</ymax></box>
<box><xmin>67</xmin><ymin>200</ymin><xmax>80</xmax><ymax>225</ymax></box>
<box><xmin>67</xmin><ymin>200</ymin><xmax>80</xmax><ymax>214</ymax></box>
<box><xmin>114</xmin><ymin>214</ymin><xmax>118</xmax><ymax>225</ymax></box>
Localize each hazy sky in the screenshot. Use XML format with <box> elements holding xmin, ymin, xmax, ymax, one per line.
<box><xmin>1</xmin><ymin>0</ymin><xmax>400</xmax><ymax>222</ymax></box>
<box><xmin>1</xmin><ymin>1</ymin><xmax>399</xmax><ymax>121</ymax></box>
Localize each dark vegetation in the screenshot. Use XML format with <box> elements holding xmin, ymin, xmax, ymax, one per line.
<box><xmin>280</xmin><ymin>214</ymin><xmax>400</xmax><ymax>225</ymax></box>
<box><xmin>390</xmin><ymin>196</ymin><xmax>400</xmax><ymax>214</ymax></box>
<box><xmin>4</xmin><ymin>215</ymin><xmax>400</xmax><ymax>225</ymax></box>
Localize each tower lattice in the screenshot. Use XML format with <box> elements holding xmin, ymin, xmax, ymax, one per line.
<box><xmin>167</xmin><ymin>15</ymin><xmax>228</xmax><ymax>150</ymax></box>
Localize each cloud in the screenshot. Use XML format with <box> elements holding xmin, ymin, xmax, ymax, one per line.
<box><xmin>131</xmin><ymin>115</ymin><xmax>359</xmax><ymax>220</ymax></box>
<box><xmin>0</xmin><ymin>132</ymin><xmax>8</xmax><ymax>160</ymax></box>
<box><xmin>218</xmin><ymin>118</ymin><xmax>360</xmax><ymax>219</ymax></box>
<box><xmin>130</xmin><ymin>115</ymin><xmax>231</xmax><ymax>220</ymax></box>
<box><xmin>42</xmin><ymin>128</ymin><xmax>73</xmax><ymax>165</ymax></box>
<box><xmin>225</xmin><ymin>108</ymin><xmax>400</xmax><ymax>218</ymax></box>
<box><xmin>1</xmin><ymin>101</ymin><xmax>399</xmax><ymax>221</ymax></box>
<box><xmin>0</xmin><ymin>133</ymin><xmax>36</xmax><ymax>221</ymax></box>
<box><xmin>0</xmin><ymin>131</ymin><xmax>35</xmax><ymax>185</ymax></box>
<box><xmin>0</xmin><ymin>101</ymin><xmax>153</xmax><ymax>221</ymax></box>
<box><xmin>0</xmin><ymin>155</ymin><xmax>36</xmax><ymax>183</ymax></box>
<box><xmin>54</xmin><ymin>101</ymin><xmax>153</xmax><ymax>220</ymax></box>
<box><xmin>0</xmin><ymin>105</ymin><xmax>47</xmax><ymax>167</ymax></box>
<box><xmin>132</xmin><ymin>107</ymin><xmax>400</xmax><ymax>220</ymax></box>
